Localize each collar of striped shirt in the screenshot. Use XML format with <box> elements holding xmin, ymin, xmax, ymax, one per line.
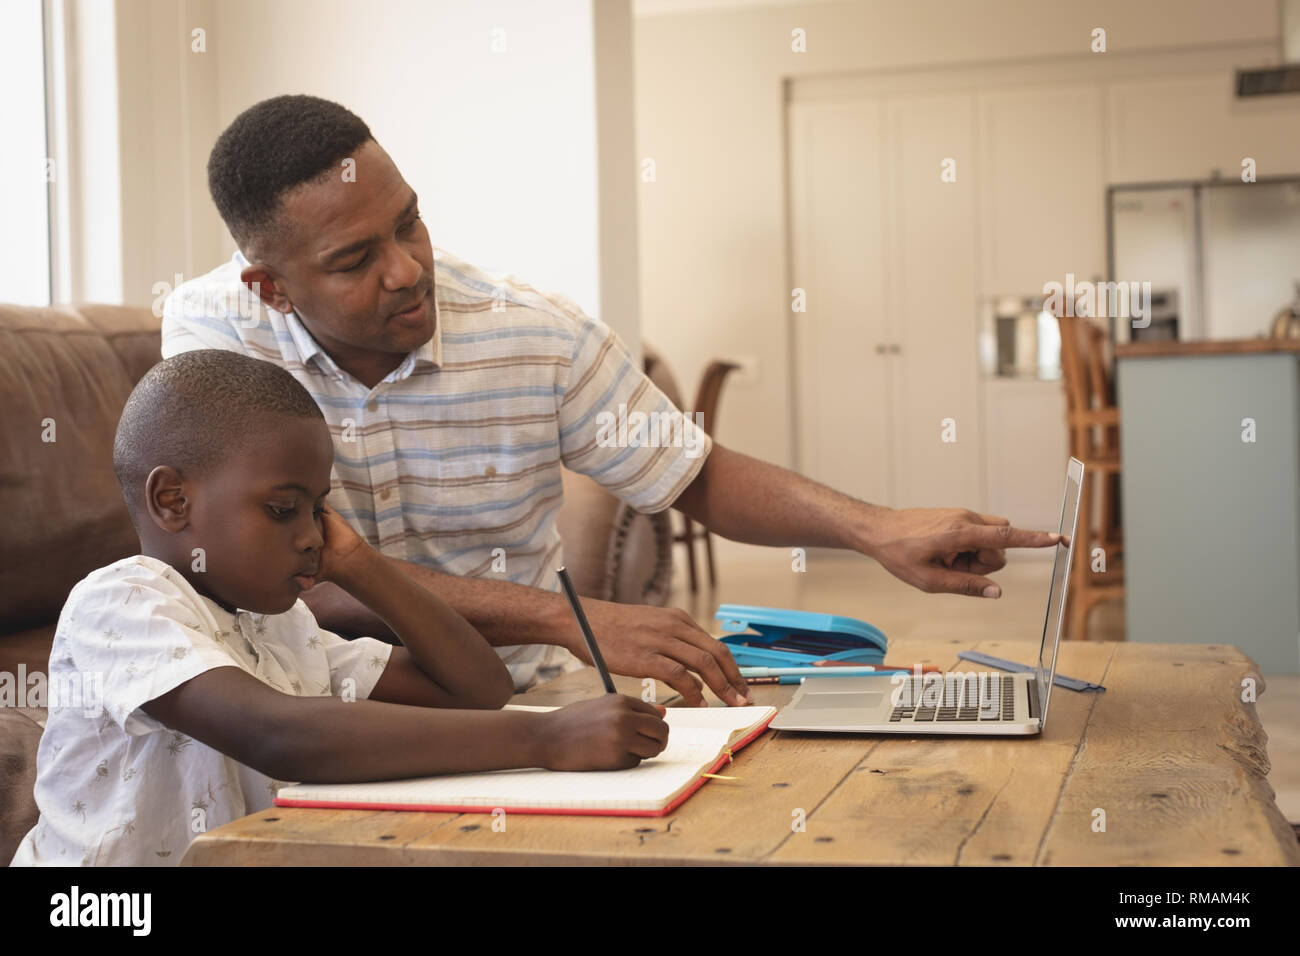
<box><xmin>239</xmin><ymin>249</ymin><xmax>444</xmax><ymax>383</ymax></box>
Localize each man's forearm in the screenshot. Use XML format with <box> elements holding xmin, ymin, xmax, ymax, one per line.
<box><xmin>673</xmin><ymin>443</ymin><xmax>883</xmax><ymax>554</ymax></box>
<box><xmin>334</xmin><ymin>550</ymin><xmax>514</xmax><ymax>706</ymax></box>
<box><xmin>301</xmin><ymin>563</ymin><xmax>577</xmax><ymax>651</ymax></box>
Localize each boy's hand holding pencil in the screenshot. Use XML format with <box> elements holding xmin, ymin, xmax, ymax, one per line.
<box><xmin>542</xmin><ymin>567</ymin><xmax>672</xmax><ymax>769</ymax></box>
<box><xmin>534</xmin><ymin>696</ymin><xmax>669</xmax><ymax>771</ymax></box>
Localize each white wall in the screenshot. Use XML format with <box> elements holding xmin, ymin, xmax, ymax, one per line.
<box><xmin>116</xmin><ymin>0</ymin><xmax>222</xmax><ymax>310</ymax></box>
<box><xmin>101</xmin><ymin>0</ymin><xmax>641</xmax><ymax>350</ymax></box>
<box><xmin>206</xmin><ymin>0</ymin><xmax>624</xmax><ymax>339</ymax></box>
<box><xmin>631</xmin><ymin>0</ymin><xmax>1283</xmax><ymax>469</ymax></box>
<box><xmin>593</xmin><ymin>0</ymin><xmax>643</xmax><ymax>357</ymax></box>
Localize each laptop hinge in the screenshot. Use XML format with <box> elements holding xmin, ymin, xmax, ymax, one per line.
<box><xmin>1026</xmin><ymin>677</ymin><xmax>1041</xmax><ymax>720</ymax></box>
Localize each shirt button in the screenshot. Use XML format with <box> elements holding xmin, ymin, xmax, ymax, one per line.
<box><xmin>484</xmin><ymin>465</ymin><xmax>497</xmax><ymax>478</ymax></box>
<box><xmin>379</xmin><ymin>488</ymin><xmax>393</xmax><ymax>501</ymax></box>
<box><xmin>365</xmin><ymin>399</ymin><xmax>379</xmax><ymax>412</ymax></box>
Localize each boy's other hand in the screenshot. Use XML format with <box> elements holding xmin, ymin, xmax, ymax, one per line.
<box><xmin>315</xmin><ymin>502</ymin><xmax>374</xmax><ymax>587</ymax></box>
<box><xmin>536</xmin><ymin>696</ymin><xmax>669</xmax><ymax>771</ymax></box>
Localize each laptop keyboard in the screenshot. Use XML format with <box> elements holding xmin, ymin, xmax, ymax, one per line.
<box><xmin>888</xmin><ymin>674</ymin><xmax>1016</xmax><ymax>722</ymax></box>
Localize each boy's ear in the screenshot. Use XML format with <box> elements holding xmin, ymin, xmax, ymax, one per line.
<box><xmin>239</xmin><ymin>263</ymin><xmax>294</xmax><ymax>315</ymax></box>
<box><xmin>144</xmin><ymin>466</ymin><xmax>191</xmax><ymax>533</ymax></box>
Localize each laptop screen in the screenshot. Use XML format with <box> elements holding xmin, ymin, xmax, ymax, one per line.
<box><xmin>1035</xmin><ymin>458</ymin><xmax>1084</xmax><ymax>730</ymax></box>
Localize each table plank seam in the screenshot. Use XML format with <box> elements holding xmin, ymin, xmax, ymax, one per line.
<box><xmin>761</xmin><ymin>735</ymin><xmax>888</xmax><ymax>863</ymax></box>
<box><xmin>954</xmin><ymin>776</ymin><xmax>1013</xmax><ymax>866</ymax></box>
<box><xmin>1031</xmin><ymin>642</ymin><xmax>1118</xmax><ymax>866</ymax></box>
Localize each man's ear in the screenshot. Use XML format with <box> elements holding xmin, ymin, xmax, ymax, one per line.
<box><xmin>144</xmin><ymin>465</ymin><xmax>192</xmax><ymax>533</ymax></box>
<box><xmin>239</xmin><ymin>263</ymin><xmax>294</xmax><ymax>315</ymax></box>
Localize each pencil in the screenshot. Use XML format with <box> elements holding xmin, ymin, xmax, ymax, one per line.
<box><xmin>556</xmin><ymin>566</ymin><xmax>617</xmax><ymax>694</ymax></box>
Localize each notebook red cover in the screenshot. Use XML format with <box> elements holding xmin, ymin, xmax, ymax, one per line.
<box><xmin>274</xmin><ymin>711</ymin><xmax>776</xmax><ymax>818</ymax></box>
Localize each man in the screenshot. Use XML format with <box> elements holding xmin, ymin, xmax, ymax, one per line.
<box><xmin>162</xmin><ymin>95</ymin><xmax>1060</xmax><ymax>707</ymax></box>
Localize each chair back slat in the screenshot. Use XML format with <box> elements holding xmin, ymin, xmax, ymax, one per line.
<box><xmin>692</xmin><ymin>360</ymin><xmax>740</xmax><ymax>434</ymax></box>
<box><xmin>1054</xmin><ymin>311</ymin><xmax>1116</xmax><ymax>458</ymax></box>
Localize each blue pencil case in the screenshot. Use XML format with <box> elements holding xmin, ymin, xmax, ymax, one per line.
<box><xmin>714</xmin><ymin>604</ymin><xmax>888</xmax><ymax>667</ymax></box>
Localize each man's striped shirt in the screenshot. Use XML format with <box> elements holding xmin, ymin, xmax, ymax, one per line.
<box><xmin>160</xmin><ymin>246</ymin><xmax>712</xmax><ymax>689</ymax></box>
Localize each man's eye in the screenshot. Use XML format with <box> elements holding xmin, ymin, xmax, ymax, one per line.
<box><xmin>402</xmin><ymin>214</ymin><xmax>422</xmax><ymax>233</ymax></box>
<box><xmin>342</xmin><ymin>253</ymin><xmax>368</xmax><ymax>272</ymax></box>
<box><xmin>267</xmin><ymin>504</ymin><xmax>295</xmax><ymax>518</ymax></box>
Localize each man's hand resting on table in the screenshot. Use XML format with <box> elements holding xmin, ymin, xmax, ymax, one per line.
<box><xmin>553</xmin><ymin>599</ymin><xmax>752</xmax><ymax>708</ymax></box>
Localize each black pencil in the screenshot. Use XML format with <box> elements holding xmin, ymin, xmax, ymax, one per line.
<box><xmin>556</xmin><ymin>566</ymin><xmax>617</xmax><ymax>694</ymax></box>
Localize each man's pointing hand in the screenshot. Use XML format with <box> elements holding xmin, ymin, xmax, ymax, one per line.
<box><xmin>862</xmin><ymin>507</ymin><xmax>1062</xmax><ymax>598</ymax></box>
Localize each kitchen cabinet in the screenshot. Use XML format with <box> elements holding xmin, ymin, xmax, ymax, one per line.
<box><xmin>789</xmin><ymin>93</ymin><xmax>981</xmax><ymax>511</ymax></box>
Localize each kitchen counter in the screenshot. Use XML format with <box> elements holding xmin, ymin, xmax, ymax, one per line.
<box><xmin>1116</xmin><ymin>341</ymin><xmax>1300</xmax><ymax>673</ymax></box>
<box><xmin>1117</xmin><ymin>338</ymin><xmax>1300</xmax><ymax>358</ymax></box>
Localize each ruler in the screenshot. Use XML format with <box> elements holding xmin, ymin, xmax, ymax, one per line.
<box><xmin>956</xmin><ymin>650</ymin><xmax>1105</xmax><ymax>692</ymax></box>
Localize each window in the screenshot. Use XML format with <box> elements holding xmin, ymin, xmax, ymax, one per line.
<box><xmin>0</xmin><ymin>0</ymin><xmax>52</xmax><ymax>306</ymax></box>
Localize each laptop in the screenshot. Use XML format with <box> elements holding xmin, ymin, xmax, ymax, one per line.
<box><xmin>770</xmin><ymin>457</ymin><xmax>1084</xmax><ymax>736</ymax></box>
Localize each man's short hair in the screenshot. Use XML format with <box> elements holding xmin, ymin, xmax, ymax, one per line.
<box><xmin>113</xmin><ymin>350</ymin><xmax>327</xmax><ymax>530</ymax></box>
<box><xmin>207</xmin><ymin>94</ymin><xmax>373</xmax><ymax>253</ymax></box>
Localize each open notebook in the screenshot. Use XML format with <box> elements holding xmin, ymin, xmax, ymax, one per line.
<box><xmin>274</xmin><ymin>704</ymin><xmax>777</xmax><ymax>817</ymax></box>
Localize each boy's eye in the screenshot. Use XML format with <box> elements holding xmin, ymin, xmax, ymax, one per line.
<box><xmin>268</xmin><ymin>502</ymin><xmax>325</xmax><ymax>520</ymax></box>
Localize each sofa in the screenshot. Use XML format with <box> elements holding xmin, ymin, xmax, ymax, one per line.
<box><xmin>0</xmin><ymin>302</ymin><xmax>683</xmax><ymax>864</ymax></box>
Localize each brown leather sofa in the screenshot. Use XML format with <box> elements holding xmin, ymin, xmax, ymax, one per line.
<box><xmin>0</xmin><ymin>303</ymin><xmax>680</xmax><ymax>864</ymax></box>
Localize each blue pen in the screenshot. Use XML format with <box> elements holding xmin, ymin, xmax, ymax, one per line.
<box><xmin>746</xmin><ymin>673</ymin><xmax>911</xmax><ymax>685</ymax></box>
<box><xmin>745</xmin><ymin>674</ymin><xmax>810</xmax><ymax>685</ymax></box>
<box><xmin>739</xmin><ymin>665</ymin><xmax>910</xmax><ymax>678</ymax></box>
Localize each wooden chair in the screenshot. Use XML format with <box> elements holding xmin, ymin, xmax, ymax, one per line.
<box><xmin>672</xmin><ymin>360</ymin><xmax>740</xmax><ymax>593</ymax></box>
<box><xmin>1055</xmin><ymin>310</ymin><xmax>1126</xmax><ymax>640</ymax></box>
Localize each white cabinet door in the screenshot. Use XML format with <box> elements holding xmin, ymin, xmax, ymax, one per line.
<box><xmin>887</xmin><ymin>92</ymin><xmax>983</xmax><ymax>511</ymax></box>
<box><xmin>789</xmin><ymin>99</ymin><xmax>894</xmax><ymax>506</ymax></box>
<box><xmin>1107</xmin><ymin>73</ymin><xmax>1300</xmax><ymax>183</ymax></box>
<box><xmin>977</xmin><ymin>85</ymin><xmax>1106</xmax><ymax>295</ymax></box>
<box><xmin>983</xmin><ymin>379</ymin><xmax>1069</xmax><ymax>531</ymax></box>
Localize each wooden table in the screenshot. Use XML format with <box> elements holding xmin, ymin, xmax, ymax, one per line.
<box><xmin>181</xmin><ymin>638</ymin><xmax>1299</xmax><ymax>865</ymax></box>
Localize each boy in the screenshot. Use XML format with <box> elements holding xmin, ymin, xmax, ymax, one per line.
<box><xmin>10</xmin><ymin>350</ymin><xmax>668</xmax><ymax>866</ymax></box>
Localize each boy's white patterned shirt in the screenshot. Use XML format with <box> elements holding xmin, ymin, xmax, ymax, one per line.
<box><xmin>158</xmin><ymin>246</ymin><xmax>711</xmax><ymax>689</ymax></box>
<box><xmin>8</xmin><ymin>555</ymin><xmax>392</xmax><ymax>867</ymax></box>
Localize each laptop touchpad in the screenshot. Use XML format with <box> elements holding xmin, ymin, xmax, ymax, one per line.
<box><xmin>802</xmin><ymin>691</ymin><xmax>885</xmax><ymax>709</ymax></box>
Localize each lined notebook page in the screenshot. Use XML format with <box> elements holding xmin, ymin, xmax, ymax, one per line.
<box><xmin>276</xmin><ymin>705</ymin><xmax>776</xmax><ymax>812</ymax></box>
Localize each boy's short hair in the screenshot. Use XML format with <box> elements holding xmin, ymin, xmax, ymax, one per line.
<box><xmin>113</xmin><ymin>349</ymin><xmax>327</xmax><ymax>531</ymax></box>
<box><xmin>207</xmin><ymin>94</ymin><xmax>373</xmax><ymax>254</ymax></box>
